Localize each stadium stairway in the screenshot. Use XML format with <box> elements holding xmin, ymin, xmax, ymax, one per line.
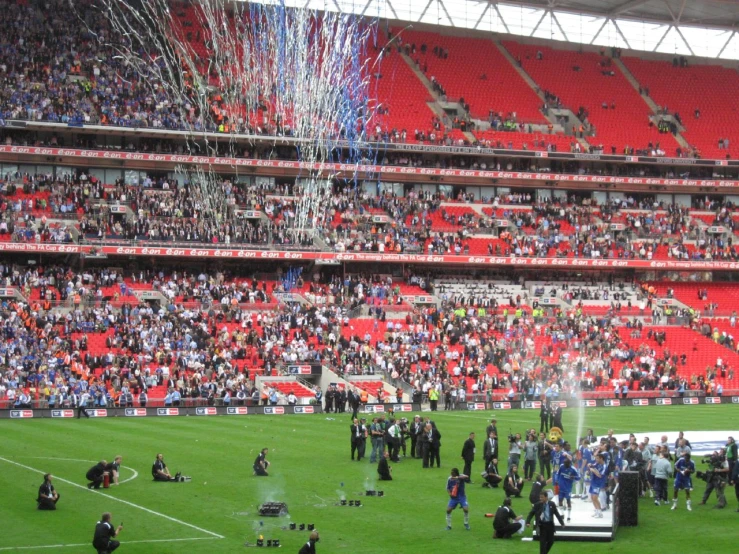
<box><xmin>397</xmin><ymin>51</ymin><xmax>477</xmax><ymax>143</ymax></box>
<box><xmin>612</xmin><ymin>57</ymin><xmax>690</xmax><ymax>151</ymax></box>
<box><xmin>493</xmin><ymin>39</ymin><xmax>590</xmax><ymax>151</ymax></box>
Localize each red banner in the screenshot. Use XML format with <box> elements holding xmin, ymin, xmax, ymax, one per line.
<box><xmin>0</xmin><ymin>145</ymin><xmax>737</xmax><ymax>188</ymax></box>
<box><xmin>3</xmin><ymin>241</ymin><xmax>739</xmax><ymax>270</ymax></box>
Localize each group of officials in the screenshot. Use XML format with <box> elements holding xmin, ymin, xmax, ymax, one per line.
<box><xmin>350</xmin><ymin>414</ymin><xmax>444</xmax><ymax>481</ymax></box>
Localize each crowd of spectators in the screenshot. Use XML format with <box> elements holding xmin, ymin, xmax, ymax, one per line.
<box><xmin>3</xmin><ymin>169</ymin><xmax>738</xmax><ymax>262</ymax></box>
<box><xmin>2</xmin><ymin>260</ymin><xmax>739</xmax><ymax>409</ymax></box>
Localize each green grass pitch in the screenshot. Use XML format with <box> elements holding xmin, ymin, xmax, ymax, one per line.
<box><xmin>0</xmin><ymin>405</ymin><xmax>737</xmax><ymax>553</ymax></box>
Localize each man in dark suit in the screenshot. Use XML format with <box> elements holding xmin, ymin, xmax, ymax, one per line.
<box><xmin>552</xmin><ymin>406</ymin><xmax>564</xmax><ymax>432</ymax></box>
<box><xmin>410</xmin><ymin>415</ymin><xmax>423</xmax><ymax>458</ymax></box>
<box><xmin>486</xmin><ymin>419</ymin><xmax>498</xmax><ymax>440</ymax></box>
<box><xmin>378</xmin><ymin>451</ymin><xmax>392</xmax><ymax>480</ymax></box>
<box><xmin>483</xmin><ymin>431</ymin><xmax>498</xmax><ymax>469</ymax></box>
<box><xmin>540</xmin><ymin>402</ymin><xmax>550</xmax><ymax>432</ymax></box>
<box><xmin>429</xmin><ymin>421</ymin><xmax>442</xmax><ymax>468</ymax></box>
<box><xmin>349</xmin><ymin>389</ymin><xmax>360</xmax><ymax>420</ymax></box>
<box><xmin>350</xmin><ymin>418</ymin><xmax>367</xmax><ymax>461</ymax></box>
<box><xmin>420</xmin><ymin>423</ymin><xmax>432</xmax><ymax>468</ymax></box>
<box><xmin>526</xmin><ymin>491</ymin><xmax>565</xmax><ymax>554</ymax></box>
<box><xmin>461</xmin><ymin>432</ymin><xmax>476</xmax><ymax>479</ymax></box>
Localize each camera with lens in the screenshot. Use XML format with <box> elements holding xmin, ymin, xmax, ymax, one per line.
<box><xmin>508</xmin><ymin>433</ymin><xmax>517</xmax><ymax>443</ymax></box>
<box><xmin>695</xmin><ymin>453</ymin><xmax>725</xmax><ymax>481</ymax></box>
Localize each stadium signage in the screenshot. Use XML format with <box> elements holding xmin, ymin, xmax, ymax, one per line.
<box><xmin>580</xmin><ymin>400</ymin><xmax>597</xmax><ymax>407</ymax></box>
<box><xmin>4</xmin><ymin>145</ymin><xmax>739</xmax><ymax>185</ymax></box>
<box><xmin>263</xmin><ymin>406</ymin><xmax>285</xmax><ymax>415</ymax></box>
<box><xmin>124</xmin><ymin>408</ymin><xmax>147</xmax><ymax>417</ymax></box>
<box><xmin>524</xmin><ymin>401</ymin><xmax>542</xmax><ymax>409</ymax></box>
<box><xmin>0</xmin><ymin>288</ymin><xmax>16</xmax><ymax>297</ymax></box>
<box><xmin>655</xmin><ymin>398</ymin><xmax>672</xmax><ymax>405</ymax></box>
<box><xmin>363</xmin><ymin>404</ymin><xmax>385</xmax><ymax>413</ymax></box>
<box><xmin>227</xmin><ymin>407</ymin><xmax>249</xmax><ymax>415</ymax></box>
<box><xmin>467</xmin><ymin>402</ymin><xmax>487</xmax><ymax>411</ymax></box>
<box><xmin>51</xmin><ymin>410</ymin><xmax>75</xmax><ymax>418</ymax></box>
<box><xmin>682</xmin><ymin>397</ymin><xmax>699</xmax><ymax>405</ymax></box>
<box><xmin>196</xmin><ymin>407</ymin><xmax>218</xmax><ymax>416</ymax></box>
<box><xmin>492</xmin><ymin>402</ymin><xmax>512</xmax><ymax>410</ymax></box>
<box><xmin>393</xmin><ymin>404</ymin><xmax>413</xmax><ymax>412</ymax></box>
<box><xmin>157</xmin><ymin>408</ymin><xmax>179</xmax><ymax>416</ymax></box>
<box><xmin>5</xmin><ymin>241</ymin><xmax>739</xmax><ymax>271</ymax></box>
<box><xmin>9</xmin><ymin>410</ymin><xmax>33</xmax><ymax>418</ymax></box>
<box><xmin>603</xmin><ymin>399</ymin><xmax>621</xmax><ymax>407</ymax></box>
<box><xmin>551</xmin><ymin>401</ymin><xmax>568</xmax><ymax>408</ymax></box>
<box><xmin>704</xmin><ymin>397</ymin><xmax>721</xmax><ymax>404</ymax></box>
<box><xmin>293</xmin><ymin>406</ymin><xmax>314</xmax><ymax>414</ymax></box>
<box><xmin>286</xmin><ymin>364</ymin><xmax>322</xmax><ymax>375</ymax></box>
<box><xmin>632</xmin><ymin>399</ymin><xmax>649</xmax><ymax>406</ymax></box>
<box><xmin>88</xmin><ymin>409</ymin><xmax>108</xmax><ymax>417</ymax></box>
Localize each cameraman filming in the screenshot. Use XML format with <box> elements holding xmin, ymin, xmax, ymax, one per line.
<box><xmin>699</xmin><ymin>449</ymin><xmax>729</xmax><ymax>509</ymax></box>
<box><xmin>508</xmin><ymin>433</ymin><xmax>522</xmax><ymax>473</ymax></box>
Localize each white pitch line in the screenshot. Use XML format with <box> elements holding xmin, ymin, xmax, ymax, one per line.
<box><xmin>0</xmin><ymin>456</ymin><xmax>224</xmax><ymax>539</ymax></box>
<box><xmin>12</xmin><ymin>457</ymin><xmax>139</xmax><ymax>485</ymax></box>
<box><xmin>0</xmin><ymin>537</ymin><xmax>219</xmax><ymax>551</ymax></box>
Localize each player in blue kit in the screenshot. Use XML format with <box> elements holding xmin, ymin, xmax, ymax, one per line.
<box><xmin>557</xmin><ymin>458</ymin><xmax>581</xmax><ymax>521</ymax></box>
<box><xmin>576</xmin><ymin>439</ymin><xmax>594</xmax><ymax>500</ymax></box>
<box><xmin>551</xmin><ymin>444</ymin><xmax>564</xmax><ymax>485</ymax></box>
<box><xmin>671</xmin><ymin>453</ymin><xmax>695</xmax><ymax>511</ymax></box>
<box><xmin>446</xmin><ymin>468</ymin><xmax>471</xmax><ymax>530</ymax></box>
<box><xmin>588</xmin><ymin>454</ymin><xmax>608</xmax><ymax>518</ymax></box>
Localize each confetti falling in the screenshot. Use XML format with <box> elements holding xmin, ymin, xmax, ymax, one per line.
<box><xmin>92</xmin><ymin>0</ymin><xmax>379</xmax><ymax>237</ymax></box>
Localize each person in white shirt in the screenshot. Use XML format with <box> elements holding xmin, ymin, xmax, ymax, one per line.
<box><xmin>287</xmin><ymin>392</ymin><xmax>297</xmax><ymax>405</ymax></box>
<box><xmin>77</xmin><ymin>391</ymin><xmax>90</xmax><ymax>419</ymax></box>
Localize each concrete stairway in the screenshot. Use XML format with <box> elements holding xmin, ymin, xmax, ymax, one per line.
<box><xmin>494</xmin><ymin>40</ymin><xmax>590</xmax><ymax>150</ymax></box>
<box><xmin>613</xmin><ymin>57</ymin><xmax>690</xmax><ymax>150</ymax></box>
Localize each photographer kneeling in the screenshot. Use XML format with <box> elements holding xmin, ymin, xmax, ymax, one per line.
<box><xmin>504</xmin><ymin>464</ymin><xmax>525</xmax><ymax>498</ymax></box>
<box><xmin>699</xmin><ymin>449</ymin><xmax>729</xmax><ymax>509</ymax></box>
<box><xmin>482</xmin><ymin>458</ymin><xmax>503</xmax><ymax>488</ymax></box>
<box><xmin>37</xmin><ymin>474</ymin><xmax>60</xmax><ymax>510</ymax></box>
<box><xmin>152</xmin><ymin>454</ymin><xmax>181</xmax><ymax>482</ymax></box>
<box><xmin>253</xmin><ymin>448</ymin><xmax>270</xmax><ymax>477</ymax></box>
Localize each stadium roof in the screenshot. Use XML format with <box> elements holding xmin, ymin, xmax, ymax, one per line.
<box><xmin>510</xmin><ymin>0</ymin><xmax>739</xmax><ymax>29</ymax></box>
<box><xmin>256</xmin><ymin>0</ymin><xmax>739</xmax><ymax>60</ymax></box>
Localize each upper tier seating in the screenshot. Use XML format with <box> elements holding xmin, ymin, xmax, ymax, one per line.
<box><xmin>624</xmin><ymin>57</ymin><xmax>739</xmax><ymax>159</ymax></box>
<box><xmin>502</xmin><ymin>42</ymin><xmax>681</xmax><ymax>155</ymax></box>
<box><xmin>368</xmin><ymin>48</ymin><xmax>442</xmax><ymax>141</ymax></box>
<box><xmin>400</xmin><ymin>30</ymin><xmax>546</xmax><ymax>123</ymax></box>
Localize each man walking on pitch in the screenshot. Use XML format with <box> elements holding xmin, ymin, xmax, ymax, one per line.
<box><xmin>527</xmin><ymin>491</ymin><xmax>565</xmax><ymax>554</ymax></box>
<box><xmin>461</xmin><ymin>432</ymin><xmax>476</xmax><ymax>480</ymax></box>
<box><xmin>446</xmin><ymin>468</ymin><xmax>471</xmax><ymax>530</ymax></box>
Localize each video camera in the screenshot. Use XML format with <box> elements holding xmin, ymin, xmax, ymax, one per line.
<box><xmin>507</xmin><ymin>433</ymin><xmax>517</xmax><ymax>443</ymax></box>
<box><xmin>695</xmin><ymin>453</ymin><xmax>725</xmax><ymax>481</ymax></box>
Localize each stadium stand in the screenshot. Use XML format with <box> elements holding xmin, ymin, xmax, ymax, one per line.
<box><xmin>502</xmin><ymin>42</ymin><xmax>682</xmax><ymax>156</ymax></box>
<box><xmin>624</xmin><ymin>56</ymin><xmax>739</xmax><ymax>159</ymax></box>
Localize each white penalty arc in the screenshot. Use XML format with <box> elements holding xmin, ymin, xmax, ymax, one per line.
<box><xmin>10</xmin><ymin>456</ymin><xmax>139</xmax><ymax>485</ymax></box>
<box><xmin>0</xmin><ymin>456</ymin><xmax>225</xmax><ymax>540</ymax></box>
